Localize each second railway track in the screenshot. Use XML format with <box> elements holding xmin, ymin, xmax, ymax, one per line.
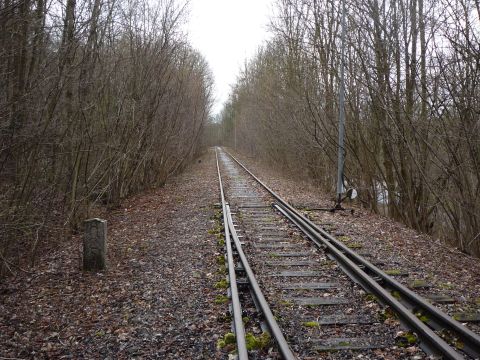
<box><xmin>215</xmin><ymin>147</ymin><xmax>480</xmax><ymax>359</ymax></box>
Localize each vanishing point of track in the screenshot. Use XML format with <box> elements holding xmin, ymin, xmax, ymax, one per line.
<box><xmin>215</xmin><ymin>147</ymin><xmax>480</xmax><ymax>359</ymax></box>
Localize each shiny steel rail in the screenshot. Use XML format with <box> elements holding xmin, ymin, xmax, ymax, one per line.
<box><xmin>216</xmin><ymin>148</ymin><xmax>297</xmax><ymax>360</ymax></box>
<box><xmin>224</xmin><ymin>149</ymin><xmax>480</xmax><ymax>360</ymax></box>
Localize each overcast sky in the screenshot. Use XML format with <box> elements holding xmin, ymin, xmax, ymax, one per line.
<box><xmin>185</xmin><ymin>0</ymin><xmax>274</xmax><ymax>117</ymax></box>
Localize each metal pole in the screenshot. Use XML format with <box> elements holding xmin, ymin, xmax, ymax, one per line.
<box><xmin>336</xmin><ymin>0</ymin><xmax>347</xmax><ymax>208</ymax></box>
<box><xmin>234</xmin><ymin>118</ymin><xmax>237</xmax><ymax>150</ymax></box>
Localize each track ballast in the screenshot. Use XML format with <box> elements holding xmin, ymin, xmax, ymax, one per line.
<box><xmin>215</xmin><ymin>147</ymin><xmax>480</xmax><ymax>359</ymax></box>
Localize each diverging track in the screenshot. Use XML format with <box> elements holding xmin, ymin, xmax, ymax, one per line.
<box><xmin>215</xmin><ymin>147</ymin><xmax>480</xmax><ymax>359</ymax></box>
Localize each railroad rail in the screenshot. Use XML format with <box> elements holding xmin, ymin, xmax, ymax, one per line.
<box><xmin>215</xmin><ymin>150</ymin><xmax>296</xmax><ymax>359</ymax></box>
<box><xmin>215</xmin><ymin>147</ymin><xmax>480</xmax><ymax>359</ymax></box>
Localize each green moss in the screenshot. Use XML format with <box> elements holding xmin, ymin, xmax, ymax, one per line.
<box><xmin>208</xmin><ymin>227</ymin><xmax>219</xmax><ymax>235</ymax></box>
<box><xmin>216</xmin><ymin>255</ymin><xmax>226</xmax><ymax>265</ymax></box>
<box><xmin>337</xmin><ymin>235</ymin><xmax>351</xmax><ymax>242</ymax></box>
<box><xmin>269</xmin><ymin>253</ymin><xmax>279</xmax><ymax>258</ymax></box>
<box><xmin>346</xmin><ymin>242</ymin><xmax>363</xmax><ymax>249</ymax></box>
<box><xmin>242</xmin><ymin>316</ymin><xmax>250</xmax><ymax>325</ymax></box>
<box><xmin>303</xmin><ymin>321</ymin><xmax>320</xmax><ymax>328</ymax></box>
<box><xmin>280</xmin><ymin>299</ymin><xmax>294</xmax><ymax>307</ymax></box>
<box><xmin>208</xmin><ymin>223</ymin><xmax>225</xmax><ymax>237</ymax></box>
<box><xmin>245</xmin><ymin>332</ymin><xmax>271</xmax><ymax>350</ymax></box>
<box><xmin>409</xmin><ymin>279</ymin><xmax>429</xmax><ymax>288</ymax></box>
<box><xmin>385</xmin><ymin>269</ymin><xmax>403</xmax><ymax>276</ymax></box>
<box><xmin>95</xmin><ymin>330</ymin><xmax>105</xmax><ymax>337</ymax></box>
<box><xmin>217</xmin><ymin>238</ymin><xmax>225</xmax><ymax>246</ymax></box>
<box><xmin>414</xmin><ymin>311</ymin><xmax>429</xmax><ymax>323</ymax></box>
<box><xmin>418</xmin><ymin>315</ymin><xmax>429</xmax><ymax>323</ymax></box>
<box><xmin>338</xmin><ymin>341</ymin><xmax>351</xmax><ymax>347</ymax></box>
<box><xmin>379</xmin><ymin>307</ymin><xmax>398</xmax><ymax>322</ymax></box>
<box><xmin>439</xmin><ymin>282</ymin><xmax>454</xmax><ymax>289</ymax></box>
<box><xmin>214</xmin><ymin>278</ymin><xmax>229</xmax><ymax>289</ymax></box>
<box><xmin>211</xmin><ymin>210</ymin><xmax>223</xmax><ymax>221</ymax></box>
<box><xmin>396</xmin><ymin>331</ymin><xmax>418</xmax><ymax>347</ymax></box>
<box><xmin>391</xmin><ymin>290</ymin><xmax>402</xmax><ymax>300</ymax></box>
<box><xmin>217</xmin><ymin>332</ymin><xmax>236</xmax><ymax>349</ymax></box>
<box><xmin>224</xmin><ymin>332</ymin><xmax>236</xmax><ymax>344</ymax></box>
<box><xmin>215</xmin><ymin>295</ymin><xmax>229</xmax><ymax>304</ymax></box>
<box><xmin>364</xmin><ymin>294</ymin><xmax>378</xmax><ymax>302</ymax></box>
<box><xmin>217</xmin><ymin>264</ymin><xmax>227</xmax><ymax>274</ymax></box>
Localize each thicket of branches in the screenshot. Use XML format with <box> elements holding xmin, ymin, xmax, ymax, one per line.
<box><xmin>0</xmin><ymin>0</ymin><xmax>213</xmax><ymax>274</ymax></box>
<box><xmin>220</xmin><ymin>0</ymin><xmax>480</xmax><ymax>255</ymax></box>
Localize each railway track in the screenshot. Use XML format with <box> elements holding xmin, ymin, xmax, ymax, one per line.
<box><xmin>215</xmin><ymin>147</ymin><xmax>480</xmax><ymax>359</ymax></box>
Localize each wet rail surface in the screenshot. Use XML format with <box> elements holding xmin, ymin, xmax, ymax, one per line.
<box><xmin>215</xmin><ymin>148</ymin><xmax>480</xmax><ymax>359</ymax></box>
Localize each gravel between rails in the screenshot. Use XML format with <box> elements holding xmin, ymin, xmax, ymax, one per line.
<box><xmin>0</xmin><ymin>148</ymin><xmax>230</xmax><ymax>359</ymax></box>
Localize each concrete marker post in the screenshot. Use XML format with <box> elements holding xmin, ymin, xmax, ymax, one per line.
<box><xmin>83</xmin><ymin>218</ymin><xmax>107</xmax><ymax>271</ymax></box>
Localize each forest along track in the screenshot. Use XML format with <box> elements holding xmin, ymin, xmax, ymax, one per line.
<box><xmin>215</xmin><ymin>147</ymin><xmax>480</xmax><ymax>359</ymax></box>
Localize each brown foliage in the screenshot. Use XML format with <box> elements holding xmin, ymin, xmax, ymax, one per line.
<box><xmin>0</xmin><ymin>0</ymin><xmax>213</xmax><ymax>274</ymax></box>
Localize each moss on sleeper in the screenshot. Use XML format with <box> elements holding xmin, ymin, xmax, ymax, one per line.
<box><xmin>303</xmin><ymin>321</ymin><xmax>320</xmax><ymax>328</ymax></box>
<box><xmin>410</xmin><ymin>279</ymin><xmax>429</xmax><ymax>288</ymax></box>
<box><xmin>280</xmin><ymin>299</ymin><xmax>294</xmax><ymax>307</ymax></box>
<box><xmin>439</xmin><ymin>282</ymin><xmax>455</xmax><ymax>290</ymax></box>
<box><xmin>385</xmin><ymin>269</ymin><xmax>403</xmax><ymax>276</ymax></box>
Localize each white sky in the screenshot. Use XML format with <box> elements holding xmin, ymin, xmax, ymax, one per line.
<box><xmin>185</xmin><ymin>0</ymin><xmax>274</xmax><ymax>117</ymax></box>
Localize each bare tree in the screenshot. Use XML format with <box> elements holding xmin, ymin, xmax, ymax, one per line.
<box><xmin>221</xmin><ymin>0</ymin><xmax>480</xmax><ymax>256</ymax></box>
<box><xmin>0</xmin><ymin>0</ymin><xmax>213</xmax><ymax>275</ymax></box>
